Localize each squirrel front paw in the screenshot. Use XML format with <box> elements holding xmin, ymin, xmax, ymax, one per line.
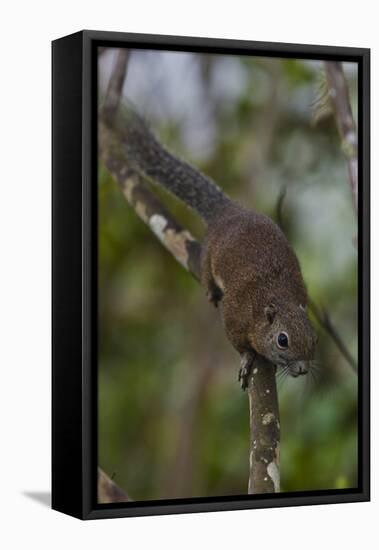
<box><xmin>206</xmin><ymin>286</ymin><xmax>223</xmax><ymax>308</ymax></box>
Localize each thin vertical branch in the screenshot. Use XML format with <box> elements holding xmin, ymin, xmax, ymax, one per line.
<box><xmin>308</xmin><ymin>299</ymin><xmax>357</xmax><ymax>373</ymax></box>
<box><xmin>275</xmin><ymin>185</ymin><xmax>287</xmax><ymax>232</ymax></box>
<box><xmin>102</xmin><ymin>48</ymin><xmax>130</xmax><ymax>126</ymax></box>
<box><xmin>245</xmin><ymin>354</ymin><xmax>280</xmax><ymax>493</ymax></box>
<box><xmin>324</xmin><ymin>61</ymin><xmax>358</xmax><ymax>216</ymax></box>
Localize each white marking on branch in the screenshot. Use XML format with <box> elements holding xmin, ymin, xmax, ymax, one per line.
<box><xmin>150</xmin><ymin>214</ymin><xmax>167</xmax><ymax>237</ymax></box>
<box><xmin>267</xmin><ymin>459</ymin><xmax>280</xmax><ymax>493</ymax></box>
<box><xmin>262</xmin><ymin>412</ymin><xmax>275</xmax><ymax>426</ymax></box>
<box><xmin>149</xmin><ymin>214</ymin><xmax>195</xmax><ymax>270</ymax></box>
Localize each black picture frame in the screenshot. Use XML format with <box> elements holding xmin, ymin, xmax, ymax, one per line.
<box><xmin>52</xmin><ymin>30</ymin><xmax>370</xmax><ymax>520</ymax></box>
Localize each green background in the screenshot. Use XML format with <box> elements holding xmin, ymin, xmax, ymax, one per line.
<box><xmin>98</xmin><ymin>51</ymin><xmax>358</xmax><ymax>500</ymax></box>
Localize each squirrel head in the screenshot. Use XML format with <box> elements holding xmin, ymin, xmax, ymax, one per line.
<box><xmin>250</xmin><ymin>300</ymin><xmax>317</xmax><ymax>377</ymax></box>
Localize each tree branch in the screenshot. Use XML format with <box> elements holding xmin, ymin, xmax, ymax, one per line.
<box><xmin>100</xmin><ymin>120</ymin><xmax>280</xmax><ymax>495</ymax></box>
<box><xmin>275</xmin><ymin>185</ymin><xmax>287</xmax><ymax>232</ymax></box>
<box><xmin>308</xmin><ymin>299</ymin><xmax>357</xmax><ymax>373</ymax></box>
<box><xmin>99</xmin><ymin>122</ymin><xmax>202</xmax><ymax>279</ymax></box>
<box><xmin>102</xmin><ymin>49</ymin><xmax>130</xmax><ymax>126</ymax></box>
<box><xmin>243</xmin><ymin>354</ymin><xmax>280</xmax><ymax>493</ymax></box>
<box><xmin>98</xmin><ymin>48</ymin><xmax>281</xmax><ymax>499</ymax></box>
<box><xmin>324</xmin><ymin>61</ymin><xmax>358</xmax><ymax>216</ymax></box>
<box><xmin>98</xmin><ymin>468</ymin><xmax>130</xmax><ymax>503</ymax></box>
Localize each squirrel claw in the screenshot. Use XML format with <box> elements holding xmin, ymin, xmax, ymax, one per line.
<box><xmin>238</xmin><ymin>366</ymin><xmax>249</xmax><ymax>391</ymax></box>
<box><xmin>238</xmin><ymin>352</ymin><xmax>255</xmax><ymax>391</ymax></box>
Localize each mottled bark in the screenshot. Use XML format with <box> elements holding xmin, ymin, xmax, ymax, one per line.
<box><xmin>99</xmin><ymin>122</ymin><xmax>201</xmax><ymax>279</ymax></box>
<box><xmin>324</xmin><ymin>61</ymin><xmax>358</xmax><ymax>216</ymax></box>
<box><xmin>98</xmin><ymin>468</ymin><xmax>130</xmax><ymax>503</ymax></box>
<box><xmin>243</xmin><ymin>354</ymin><xmax>280</xmax><ymax>493</ymax></box>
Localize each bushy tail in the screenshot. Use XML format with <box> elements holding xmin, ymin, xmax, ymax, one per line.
<box><xmin>114</xmin><ymin>105</ymin><xmax>231</xmax><ymax>222</ymax></box>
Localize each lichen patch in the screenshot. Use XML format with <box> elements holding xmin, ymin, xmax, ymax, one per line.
<box><xmin>121</xmin><ymin>176</ymin><xmax>138</xmax><ymax>203</ymax></box>
<box><xmin>267</xmin><ymin>460</ymin><xmax>280</xmax><ymax>493</ymax></box>
<box><xmin>150</xmin><ymin>214</ymin><xmax>168</xmax><ymax>238</ymax></box>
<box><xmin>262</xmin><ymin>412</ymin><xmax>275</xmax><ymax>426</ymax></box>
<box><xmin>164</xmin><ymin>229</ymin><xmax>194</xmax><ymax>268</ymax></box>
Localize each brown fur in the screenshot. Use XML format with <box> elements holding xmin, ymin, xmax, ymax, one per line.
<box><xmin>120</xmin><ymin>107</ymin><xmax>316</xmax><ymax>374</ymax></box>
<box><xmin>201</xmin><ymin>204</ymin><xmax>316</xmax><ymax>371</ymax></box>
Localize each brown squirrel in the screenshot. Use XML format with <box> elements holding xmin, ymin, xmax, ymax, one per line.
<box><xmin>117</xmin><ymin>108</ymin><xmax>317</xmax><ymax>387</ymax></box>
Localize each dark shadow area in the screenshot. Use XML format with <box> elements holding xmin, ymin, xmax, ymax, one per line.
<box><xmin>23</xmin><ymin>491</ymin><xmax>51</xmax><ymax>508</ymax></box>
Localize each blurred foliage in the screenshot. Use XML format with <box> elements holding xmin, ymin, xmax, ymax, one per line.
<box><xmin>98</xmin><ymin>51</ymin><xmax>358</xmax><ymax>500</ymax></box>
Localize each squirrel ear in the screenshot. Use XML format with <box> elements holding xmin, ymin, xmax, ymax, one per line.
<box><xmin>264</xmin><ymin>304</ymin><xmax>277</xmax><ymax>324</ymax></box>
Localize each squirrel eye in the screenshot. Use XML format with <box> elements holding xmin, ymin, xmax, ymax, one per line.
<box><xmin>277</xmin><ymin>332</ymin><xmax>289</xmax><ymax>349</ymax></box>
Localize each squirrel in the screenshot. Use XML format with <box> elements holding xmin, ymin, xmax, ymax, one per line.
<box><xmin>116</xmin><ymin>108</ymin><xmax>317</xmax><ymax>388</ymax></box>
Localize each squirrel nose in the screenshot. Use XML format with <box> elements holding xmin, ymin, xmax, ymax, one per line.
<box><xmin>298</xmin><ymin>364</ymin><xmax>308</xmax><ymax>375</ymax></box>
<box><xmin>291</xmin><ymin>362</ymin><xmax>308</xmax><ymax>377</ymax></box>
<box><xmin>290</xmin><ymin>361</ymin><xmax>308</xmax><ymax>378</ymax></box>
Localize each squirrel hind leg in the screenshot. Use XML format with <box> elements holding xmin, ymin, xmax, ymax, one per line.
<box><xmin>206</xmin><ymin>283</ymin><xmax>224</xmax><ymax>308</ymax></box>
<box><xmin>201</xmin><ymin>247</ymin><xmax>224</xmax><ymax>307</ymax></box>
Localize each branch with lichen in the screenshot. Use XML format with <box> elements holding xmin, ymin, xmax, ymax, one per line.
<box><xmin>242</xmin><ymin>353</ymin><xmax>280</xmax><ymax>493</ymax></box>
<box><xmin>98</xmin><ymin>48</ymin><xmax>281</xmax><ymax>499</ymax></box>
<box><xmin>324</xmin><ymin>61</ymin><xmax>358</xmax><ymax>216</ymax></box>
<box><xmin>99</xmin><ymin>123</ymin><xmax>201</xmax><ymax>278</ymax></box>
